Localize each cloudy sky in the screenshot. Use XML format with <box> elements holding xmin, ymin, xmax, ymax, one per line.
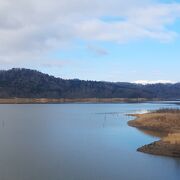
<box><xmin>0</xmin><ymin>0</ymin><xmax>180</xmax><ymax>83</ymax></box>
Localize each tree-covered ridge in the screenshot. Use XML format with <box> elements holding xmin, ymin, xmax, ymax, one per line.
<box><xmin>0</xmin><ymin>68</ymin><xmax>180</xmax><ymax>99</ymax></box>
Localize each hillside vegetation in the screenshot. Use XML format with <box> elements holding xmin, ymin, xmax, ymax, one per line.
<box><xmin>0</xmin><ymin>68</ymin><xmax>180</xmax><ymax>98</ymax></box>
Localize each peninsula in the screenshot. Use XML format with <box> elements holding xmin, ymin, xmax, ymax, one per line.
<box><xmin>128</xmin><ymin>109</ymin><xmax>180</xmax><ymax>158</ymax></box>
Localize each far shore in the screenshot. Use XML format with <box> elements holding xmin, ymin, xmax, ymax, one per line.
<box><xmin>0</xmin><ymin>98</ymin><xmax>162</xmax><ymax>104</ymax></box>
<box><xmin>128</xmin><ymin>109</ymin><xmax>180</xmax><ymax>158</ymax></box>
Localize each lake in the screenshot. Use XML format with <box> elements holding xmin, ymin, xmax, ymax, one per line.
<box><xmin>0</xmin><ymin>103</ymin><xmax>179</xmax><ymax>180</ymax></box>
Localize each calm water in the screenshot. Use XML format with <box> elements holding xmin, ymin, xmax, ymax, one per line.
<box><xmin>0</xmin><ymin>103</ymin><xmax>179</xmax><ymax>180</ymax></box>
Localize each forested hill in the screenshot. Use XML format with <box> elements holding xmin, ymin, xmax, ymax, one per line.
<box><xmin>0</xmin><ymin>68</ymin><xmax>180</xmax><ymax>99</ymax></box>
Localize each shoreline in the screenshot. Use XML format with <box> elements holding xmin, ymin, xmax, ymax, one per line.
<box><xmin>128</xmin><ymin>109</ymin><xmax>180</xmax><ymax>158</ymax></box>
<box><xmin>0</xmin><ymin>98</ymin><xmax>161</xmax><ymax>104</ymax></box>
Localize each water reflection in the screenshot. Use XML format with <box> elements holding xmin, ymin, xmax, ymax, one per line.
<box><xmin>137</xmin><ymin>128</ymin><xmax>168</xmax><ymax>138</ymax></box>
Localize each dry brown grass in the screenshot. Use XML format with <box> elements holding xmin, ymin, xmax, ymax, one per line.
<box><xmin>128</xmin><ymin>108</ymin><xmax>180</xmax><ymax>156</ymax></box>
<box><xmin>128</xmin><ymin>108</ymin><xmax>180</xmax><ymax>133</ymax></box>
<box><xmin>163</xmin><ymin>133</ymin><xmax>180</xmax><ymax>144</ymax></box>
<box><xmin>0</xmin><ymin>98</ymin><xmax>153</xmax><ymax>104</ymax></box>
<box><xmin>152</xmin><ymin>108</ymin><xmax>180</xmax><ymax>114</ymax></box>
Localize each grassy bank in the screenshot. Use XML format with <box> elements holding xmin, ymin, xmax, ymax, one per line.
<box><xmin>128</xmin><ymin>109</ymin><xmax>180</xmax><ymax>158</ymax></box>
<box><xmin>0</xmin><ymin>98</ymin><xmax>157</xmax><ymax>104</ymax></box>
<box><xmin>128</xmin><ymin>108</ymin><xmax>180</xmax><ymax>133</ymax></box>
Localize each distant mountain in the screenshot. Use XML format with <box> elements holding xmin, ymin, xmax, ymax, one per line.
<box><xmin>0</xmin><ymin>68</ymin><xmax>180</xmax><ymax>99</ymax></box>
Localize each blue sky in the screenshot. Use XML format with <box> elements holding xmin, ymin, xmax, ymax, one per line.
<box><xmin>0</xmin><ymin>0</ymin><xmax>180</xmax><ymax>83</ymax></box>
<box><xmin>45</xmin><ymin>38</ymin><xmax>180</xmax><ymax>82</ymax></box>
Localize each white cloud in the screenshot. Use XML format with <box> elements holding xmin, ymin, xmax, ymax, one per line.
<box><xmin>0</xmin><ymin>0</ymin><xmax>180</xmax><ymax>66</ymax></box>
<box><xmin>75</xmin><ymin>3</ymin><xmax>180</xmax><ymax>42</ymax></box>
<box><xmin>133</xmin><ymin>80</ymin><xmax>175</xmax><ymax>84</ymax></box>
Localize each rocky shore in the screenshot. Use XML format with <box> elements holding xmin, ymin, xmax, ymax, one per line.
<box><xmin>128</xmin><ymin>109</ymin><xmax>180</xmax><ymax>158</ymax></box>
<box><xmin>137</xmin><ymin>138</ymin><xmax>180</xmax><ymax>158</ymax></box>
